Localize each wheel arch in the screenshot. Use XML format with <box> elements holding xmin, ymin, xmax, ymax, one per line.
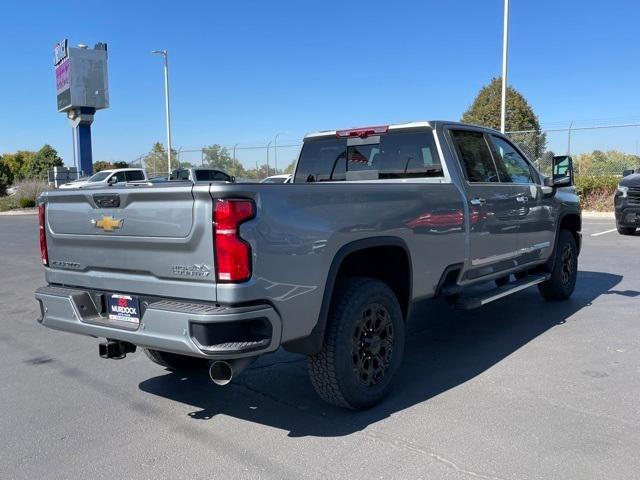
<box><xmin>283</xmin><ymin>237</ymin><xmax>412</xmax><ymax>355</ymax></box>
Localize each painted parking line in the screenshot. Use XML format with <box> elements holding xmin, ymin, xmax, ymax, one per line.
<box><xmin>591</xmin><ymin>228</ymin><xmax>618</xmax><ymax>237</ymax></box>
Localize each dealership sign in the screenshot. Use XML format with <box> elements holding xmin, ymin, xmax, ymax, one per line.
<box><xmin>54</xmin><ymin>39</ymin><xmax>68</xmax><ymax>66</ymax></box>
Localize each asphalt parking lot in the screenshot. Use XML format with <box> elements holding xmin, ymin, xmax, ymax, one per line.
<box><xmin>1</xmin><ymin>214</ymin><xmax>638</xmax><ymax>480</ymax></box>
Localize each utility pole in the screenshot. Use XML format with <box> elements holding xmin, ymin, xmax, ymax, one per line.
<box><xmin>500</xmin><ymin>0</ymin><xmax>510</xmax><ymax>133</ymax></box>
<box><xmin>266</xmin><ymin>141</ymin><xmax>272</xmax><ymax>177</ymax></box>
<box><xmin>152</xmin><ymin>50</ymin><xmax>173</xmax><ymax>175</ymax></box>
<box><xmin>274</xmin><ymin>133</ymin><xmax>283</xmax><ymax>173</ymax></box>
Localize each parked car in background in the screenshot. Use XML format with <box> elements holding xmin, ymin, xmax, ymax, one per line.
<box><xmin>261</xmin><ymin>174</ymin><xmax>292</xmax><ymax>183</ymax></box>
<box><xmin>58</xmin><ymin>168</ymin><xmax>147</xmax><ymax>189</ymax></box>
<box><xmin>170</xmin><ymin>168</ymin><xmax>234</xmax><ymax>183</ymax></box>
<box><xmin>6</xmin><ymin>185</ymin><xmax>21</xmax><ymax>196</ymax></box>
<box><xmin>615</xmin><ymin>168</ymin><xmax>640</xmax><ymax>235</ymax></box>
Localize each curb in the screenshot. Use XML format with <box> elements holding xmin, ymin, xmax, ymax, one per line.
<box><xmin>582</xmin><ymin>211</ymin><xmax>615</xmax><ymax>219</ymax></box>
<box><xmin>0</xmin><ymin>208</ymin><xmax>38</xmax><ymax>216</ymax></box>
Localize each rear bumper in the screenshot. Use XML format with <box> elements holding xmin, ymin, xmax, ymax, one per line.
<box><xmin>35</xmin><ymin>285</ymin><xmax>282</xmax><ymax>359</ymax></box>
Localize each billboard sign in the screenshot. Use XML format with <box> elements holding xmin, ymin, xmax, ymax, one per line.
<box><xmin>55</xmin><ymin>60</ymin><xmax>71</xmax><ymax>94</ymax></box>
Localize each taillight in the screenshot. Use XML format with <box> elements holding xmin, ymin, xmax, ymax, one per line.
<box><xmin>336</xmin><ymin>125</ymin><xmax>388</xmax><ymax>138</ymax></box>
<box><xmin>214</xmin><ymin>199</ymin><xmax>255</xmax><ymax>282</ymax></box>
<box><xmin>38</xmin><ymin>203</ymin><xmax>48</xmax><ymax>266</ymax></box>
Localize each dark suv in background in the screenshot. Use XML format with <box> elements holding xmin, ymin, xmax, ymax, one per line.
<box><xmin>615</xmin><ymin>168</ymin><xmax>640</xmax><ymax>235</ymax></box>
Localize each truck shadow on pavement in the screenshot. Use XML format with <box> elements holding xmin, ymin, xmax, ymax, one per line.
<box><xmin>139</xmin><ymin>270</ymin><xmax>622</xmax><ymax>437</ymax></box>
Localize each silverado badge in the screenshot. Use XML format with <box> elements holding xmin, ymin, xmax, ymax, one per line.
<box><xmin>92</xmin><ymin>215</ymin><xmax>123</xmax><ymax>232</ymax></box>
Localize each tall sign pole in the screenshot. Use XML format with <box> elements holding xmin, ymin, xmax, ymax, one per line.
<box><xmin>152</xmin><ymin>50</ymin><xmax>173</xmax><ymax>175</ymax></box>
<box><xmin>500</xmin><ymin>0</ymin><xmax>510</xmax><ymax>133</ymax></box>
<box><xmin>54</xmin><ymin>40</ymin><xmax>109</xmax><ymax>177</ymax></box>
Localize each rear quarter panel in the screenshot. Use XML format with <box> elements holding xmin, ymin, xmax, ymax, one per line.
<box><xmin>212</xmin><ymin>182</ymin><xmax>466</xmax><ymax>344</ymax></box>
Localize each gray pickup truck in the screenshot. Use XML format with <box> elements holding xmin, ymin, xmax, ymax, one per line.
<box><xmin>35</xmin><ymin>121</ymin><xmax>581</xmax><ymax>409</ymax></box>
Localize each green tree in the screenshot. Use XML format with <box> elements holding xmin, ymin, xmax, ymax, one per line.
<box><xmin>22</xmin><ymin>145</ymin><xmax>63</xmax><ymax>179</ymax></box>
<box><xmin>143</xmin><ymin>142</ymin><xmax>179</xmax><ymax>176</ymax></box>
<box><xmin>2</xmin><ymin>151</ymin><xmax>34</xmax><ymax>181</ymax></box>
<box><xmin>203</xmin><ymin>144</ymin><xmax>246</xmax><ymax>177</ymax></box>
<box><xmin>461</xmin><ymin>77</ymin><xmax>546</xmax><ymax>160</ymax></box>
<box><xmin>93</xmin><ymin>161</ymin><xmax>114</xmax><ymax>172</ymax></box>
<box><xmin>283</xmin><ymin>160</ymin><xmax>296</xmax><ymax>175</ymax></box>
<box><xmin>0</xmin><ymin>157</ymin><xmax>14</xmax><ymax>195</ymax></box>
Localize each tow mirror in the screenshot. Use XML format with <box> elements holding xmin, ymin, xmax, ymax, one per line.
<box><xmin>552</xmin><ymin>155</ymin><xmax>573</xmax><ymax>187</ymax></box>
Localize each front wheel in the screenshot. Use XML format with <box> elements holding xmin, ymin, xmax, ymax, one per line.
<box><xmin>617</xmin><ymin>224</ymin><xmax>636</xmax><ymax>235</ymax></box>
<box><xmin>307</xmin><ymin>278</ymin><xmax>405</xmax><ymax>410</ymax></box>
<box><xmin>538</xmin><ymin>230</ymin><xmax>578</xmax><ymax>301</ymax></box>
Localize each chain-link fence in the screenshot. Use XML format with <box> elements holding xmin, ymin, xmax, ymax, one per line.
<box><xmin>129</xmin><ymin>144</ymin><xmax>302</xmax><ymax>182</ymax></box>
<box><xmin>508</xmin><ymin>122</ymin><xmax>640</xmax><ymax>177</ymax></box>
<box><xmin>130</xmin><ymin>123</ymin><xmax>640</xmax><ymax>181</ymax></box>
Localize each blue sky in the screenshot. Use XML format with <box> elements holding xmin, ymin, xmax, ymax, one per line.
<box><xmin>2</xmin><ymin>0</ymin><xmax>640</xmax><ymax>168</ymax></box>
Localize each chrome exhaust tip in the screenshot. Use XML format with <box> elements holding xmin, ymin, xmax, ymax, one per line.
<box><xmin>209</xmin><ymin>357</ymin><xmax>256</xmax><ymax>386</ymax></box>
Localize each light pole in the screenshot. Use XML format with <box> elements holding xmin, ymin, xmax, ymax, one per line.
<box><xmin>500</xmin><ymin>0</ymin><xmax>510</xmax><ymax>133</ymax></box>
<box><xmin>274</xmin><ymin>132</ymin><xmax>283</xmax><ymax>173</ymax></box>
<box><xmin>266</xmin><ymin>141</ymin><xmax>272</xmax><ymax>178</ymax></box>
<box><xmin>152</xmin><ymin>49</ymin><xmax>173</xmax><ymax>175</ymax></box>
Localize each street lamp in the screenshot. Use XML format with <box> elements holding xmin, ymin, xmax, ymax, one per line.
<box><xmin>500</xmin><ymin>0</ymin><xmax>510</xmax><ymax>133</ymax></box>
<box><xmin>266</xmin><ymin>141</ymin><xmax>272</xmax><ymax>178</ymax></box>
<box><xmin>274</xmin><ymin>132</ymin><xmax>283</xmax><ymax>173</ymax></box>
<box><xmin>152</xmin><ymin>49</ymin><xmax>173</xmax><ymax>175</ymax></box>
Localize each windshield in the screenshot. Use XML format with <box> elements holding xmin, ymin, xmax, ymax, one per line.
<box><xmin>294</xmin><ymin>131</ymin><xmax>442</xmax><ymax>183</ymax></box>
<box><xmin>88</xmin><ymin>171</ymin><xmax>111</xmax><ymax>182</ymax></box>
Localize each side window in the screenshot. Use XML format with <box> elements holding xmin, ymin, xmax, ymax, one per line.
<box><xmin>125</xmin><ymin>170</ymin><xmax>145</xmax><ymax>181</ymax></box>
<box><xmin>211</xmin><ymin>171</ymin><xmax>230</xmax><ymax>181</ymax></box>
<box><xmin>490</xmin><ymin>136</ymin><xmax>534</xmax><ymax>184</ymax></box>
<box><xmin>450</xmin><ymin>130</ymin><xmax>499</xmax><ymax>183</ymax></box>
<box><xmin>113</xmin><ymin>171</ymin><xmax>127</xmax><ymax>183</ymax></box>
<box><xmin>194</xmin><ymin>170</ymin><xmax>210</xmax><ymax>181</ymax></box>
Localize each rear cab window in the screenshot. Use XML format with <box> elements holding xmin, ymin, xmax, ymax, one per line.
<box><xmin>294</xmin><ymin>130</ymin><xmax>443</xmax><ymax>183</ymax></box>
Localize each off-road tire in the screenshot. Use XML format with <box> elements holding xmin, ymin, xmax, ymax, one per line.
<box><xmin>144</xmin><ymin>349</ymin><xmax>210</xmax><ymax>371</ymax></box>
<box><xmin>307</xmin><ymin>277</ymin><xmax>405</xmax><ymax>410</ymax></box>
<box><xmin>538</xmin><ymin>230</ymin><xmax>578</xmax><ymax>301</ymax></box>
<box><xmin>617</xmin><ymin>224</ymin><xmax>636</xmax><ymax>236</ymax></box>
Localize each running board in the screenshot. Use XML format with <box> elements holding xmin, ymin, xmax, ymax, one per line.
<box><xmin>456</xmin><ymin>273</ymin><xmax>551</xmax><ymax>310</ymax></box>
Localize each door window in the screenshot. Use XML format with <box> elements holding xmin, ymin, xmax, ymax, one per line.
<box><xmin>490</xmin><ymin>136</ymin><xmax>535</xmax><ymax>184</ymax></box>
<box><xmin>450</xmin><ymin>130</ymin><xmax>499</xmax><ymax>183</ymax></box>
<box><xmin>125</xmin><ymin>170</ymin><xmax>145</xmax><ymax>181</ymax></box>
<box><xmin>113</xmin><ymin>171</ymin><xmax>127</xmax><ymax>183</ymax></box>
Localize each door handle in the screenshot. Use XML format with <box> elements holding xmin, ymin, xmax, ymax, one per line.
<box><xmin>470</xmin><ymin>198</ymin><xmax>486</xmax><ymax>206</ymax></box>
<box><xmin>516</xmin><ymin>195</ymin><xmax>529</xmax><ymax>203</ymax></box>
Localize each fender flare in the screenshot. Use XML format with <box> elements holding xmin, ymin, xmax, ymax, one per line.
<box><xmin>282</xmin><ymin>236</ymin><xmax>412</xmax><ymax>356</ymax></box>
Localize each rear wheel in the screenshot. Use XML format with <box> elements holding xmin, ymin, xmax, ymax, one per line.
<box><xmin>307</xmin><ymin>278</ymin><xmax>405</xmax><ymax>409</ymax></box>
<box><xmin>144</xmin><ymin>349</ymin><xmax>210</xmax><ymax>371</ymax></box>
<box><xmin>538</xmin><ymin>230</ymin><xmax>578</xmax><ymax>301</ymax></box>
<box><xmin>617</xmin><ymin>224</ymin><xmax>636</xmax><ymax>235</ymax></box>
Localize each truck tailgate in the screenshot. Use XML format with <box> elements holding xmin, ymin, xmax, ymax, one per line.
<box><xmin>43</xmin><ymin>184</ymin><xmax>217</xmax><ymax>301</ymax></box>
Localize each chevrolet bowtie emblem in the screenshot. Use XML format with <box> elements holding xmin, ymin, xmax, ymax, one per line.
<box><xmin>92</xmin><ymin>215</ymin><xmax>123</xmax><ymax>232</ymax></box>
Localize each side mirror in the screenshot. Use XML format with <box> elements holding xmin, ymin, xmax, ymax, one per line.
<box><xmin>107</xmin><ymin>176</ymin><xmax>118</xmax><ymax>186</ymax></box>
<box><xmin>230</xmin><ymin>176</ymin><xmax>236</xmax><ymax>183</ymax></box>
<box><xmin>622</xmin><ymin>169</ymin><xmax>635</xmax><ymax>177</ymax></box>
<box><xmin>552</xmin><ymin>155</ymin><xmax>573</xmax><ymax>187</ymax></box>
